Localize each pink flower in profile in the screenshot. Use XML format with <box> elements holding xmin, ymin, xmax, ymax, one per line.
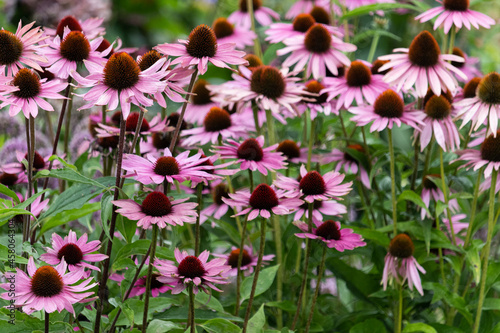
<box><xmin>278</xmin><ymin>23</ymin><xmax>356</xmax><ymax>79</ymax></box>
<box><xmin>286</xmin><ymin>0</ymin><xmax>331</xmax><ymax>19</ymax></box>
<box><xmin>44</xmin><ymin>15</ymin><xmax>105</xmax><ymax>40</ymax></box>
<box><xmin>276</xmin><ymin>139</ymin><xmax>320</xmax><ymax>165</ymax></box>
<box><xmin>322</xmin><ymin>145</ymin><xmax>371</xmax><ymax>189</ymax></box>
<box><xmin>0</xmin><ymin>257</ymin><xmax>96</xmax><ymax>315</ymax></box>
<box><xmin>154</xmin><ymin>249</ymin><xmax>231</xmax><ymax>294</ymax></box>
<box><xmin>0</xmin><ymin>68</ymin><xmax>68</xmax><ymax>118</ymax></box>
<box><xmin>96</xmin><ymin>112</ymin><xmax>168</xmax><ymax>138</ymax></box>
<box><xmin>213</xmin><ymin>136</ymin><xmax>286</xmax><ymax>176</ymax></box>
<box><xmin>223</xmin><ymin>184</ymin><xmax>303</xmax><ymax>220</ymax></box>
<box><xmin>449</xmin><ymin>47</ymin><xmax>482</xmax><ymax>83</ymax></box>
<box><xmin>121</xmin><ymin>148</ymin><xmax>214</xmax><ymax>186</ymax></box>
<box><xmin>184</xmin><ymin>79</ymin><xmax>218</xmax><ymax>124</ymax></box>
<box><xmin>41</xmin><ymin>231</ymin><xmax>108</xmax><ymax>274</ymax></box>
<box><xmin>155</xmin><ymin>24</ymin><xmax>247</xmax><ymax>75</ymax></box>
<box><xmin>214</xmin><ymin>245</ymin><xmax>274</xmax><ymax>276</ymax></box>
<box><xmin>322</xmin><ymin>60</ymin><xmax>389</xmax><ymax>111</ymax></box>
<box><xmin>201</xmin><ymin>182</ymin><xmax>232</xmax><ymax>226</ymax></box>
<box><xmin>113</xmin><ymin>191</ymin><xmax>198</xmax><ymax>229</ymax></box>
<box><xmin>294</xmin><ymin>220</ymin><xmax>366</xmax><ymax>251</ymax></box>
<box><xmin>274</xmin><ymin>165</ymin><xmax>352</xmax><ymax>203</ymax></box>
<box><xmin>442</xmin><ymin>214</ymin><xmax>469</xmax><ymax>246</ymax></box>
<box><xmin>456</xmin><ymin>130</ymin><xmax>500</xmax><ymax>178</ymax></box>
<box><xmin>2</xmin><ymin>150</ymin><xmax>61</xmax><ymax>176</ymax></box>
<box><xmin>212</xmin><ymin>17</ymin><xmax>257</xmax><ymax>49</ymax></box>
<box><xmin>297</xmin><ymin>80</ymin><xmax>338</xmax><ymax>117</ymax></box>
<box><xmin>73</xmin><ymin>52</ymin><xmax>167</xmax><ymax>119</ymax></box>
<box><xmin>0</xmin><ymin>21</ymin><xmax>47</xmax><ymax>76</ymax></box>
<box><xmin>129</xmin><ymin>274</ymin><xmax>172</xmax><ymax>298</ymax></box>
<box><xmin>382</xmin><ymin>234</ymin><xmax>426</xmax><ymax>296</ymax></box>
<box><xmin>415</xmin><ymin>0</ymin><xmax>495</xmax><ymax>34</ymax></box>
<box><xmin>348</xmin><ymin>89</ymin><xmax>425</xmax><ymax>132</ymax></box>
<box><xmin>420</xmin><ymin>174</ymin><xmax>459</xmax><ymax>220</ymax></box>
<box><xmin>228</xmin><ymin>0</ymin><xmax>280</xmax><ymax>28</ymax></box>
<box><xmin>293</xmin><ymin>201</ymin><xmax>347</xmax><ymax>225</ymax></box>
<box><xmin>378</xmin><ymin>31</ymin><xmax>466</xmax><ymax>97</ymax></box>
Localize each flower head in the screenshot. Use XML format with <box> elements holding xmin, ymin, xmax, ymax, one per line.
<box><xmin>456</xmin><ymin>130</ymin><xmax>500</xmax><ymax>178</ymax></box>
<box><xmin>129</xmin><ymin>274</ymin><xmax>172</xmax><ymax>298</ymax></box>
<box><xmin>294</xmin><ymin>220</ymin><xmax>366</xmax><ymax>251</ymax></box>
<box><xmin>214</xmin><ymin>245</ymin><xmax>275</xmax><ymax>276</ymax></box>
<box><xmin>212</xmin><ymin>17</ymin><xmax>257</xmax><ymax>49</ymax></box>
<box><xmin>228</xmin><ymin>0</ymin><xmax>280</xmax><ymax>28</ymax></box>
<box><xmin>322</xmin><ymin>145</ymin><xmax>371</xmax><ymax>189</ymax></box>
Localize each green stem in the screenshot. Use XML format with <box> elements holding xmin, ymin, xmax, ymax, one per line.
<box><xmin>472</xmin><ymin>169</ymin><xmax>498</xmax><ymax>333</ymax></box>
<box><xmin>188</xmin><ymin>284</ymin><xmax>195</xmax><ymax>333</ymax></box>
<box><xmin>435</xmin><ymin>208</ymin><xmax>447</xmax><ymax>285</ymax></box>
<box><xmin>367</xmin><ymin>33</ymin><xmax>380</xmax><ymax>63</ymax></box>
<box><xmin>448</xmin><ymin>27</ymin><xmax>456</xmax><ymax>55</ymax></box>
<box><xmin>305</xmin><ymin>246</ymin><xmax>327</xmax><ymax>333</ymax></box>
<box><xmin>265</xmin><ymin>109</ymin><xmax>276</xmax><ymax>146</ymax></box>
<box><xmin>246</xmin><ymin>0</ymin><xmax>263</xmax><ymax>60</ymax></box>
<box><xmin>307</xmin><ymin>115</ymin><xmax>315</xmax><ymax>171</ymax></box>
<box><xmin>63</xmin><ymin>91</ymin><xmax>74</xmax><ymax>158</ymax></box>
<box><xmin>252</xmin><ymin>101</ymin><xmax>261</xmax><ymax>136</ymax></box>
<box><xmin>410</xmin><ymin>137</ymin><xmax>419</xmax><ymax>192</ymax></box>
<box><xmin>142</xmin><ymin>225</ymin><xmax>158</xmax><ymax>333</ymax></box>
<box><xmin>194</xmin><ymin>183</ymin><xmax>203</xmax><ymax>256</ymax></box>
<box><xmin>395</xmin><ymin>284</ymin><xmax>403</xmax><ymax>333</ymax></box>
<box><xmin>235</xmin><ymin>214</ymin><xmax>249</xmax><ymax>316</ymax></box>
<box><xmin>273</xmin><ymin>214</ymin><xmax>283</xmax><ymax>329</ymax></box>
<box><xmin>339</xmin><ymin>110</ymin><xmax>350</xmax><ymax>145</ymax></box>
<box><xmin>249</xmin><ymin>170</ymin><xmax>254</xmax><ymax>193</ymax></box>
<box><xmin>439</xmin><ymin>148</ymin><xmax>457</xmax><ymax>246</ymax></box>
<box><xmin>388</xmin><ymin>128</ymin><xmax>397</xmax><ymax>236</ymax></box>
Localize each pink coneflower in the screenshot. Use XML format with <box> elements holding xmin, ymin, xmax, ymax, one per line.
<box><xmin>2</xmin><ymin>150</ymin><xmax>60</xmax><ymax>176</ymax></box>
<box><xmin>154</xmin><ymin>249</ymin><xmax>231</xmax><ymax>294</ymax></box>
<box><xmin>0</xmin><ymin>21</ymin><xmax>47</xmax><ymax>76</ymax></box>
<box><xmin>294</xmin><ymin>220</ymin><xmax>366</xmax><ymax>251</ymax></box>
<box><xmin>41</xmin><ymin>230</ymin><xmax>108</xmax><ymax>274</ymax></box>
<box><xmin>266</xmin><ymin>14</ymin><xmax>341</xmax><ymax>44</ymax></box>
<box><xmin>228</xmin><ymin>0</ymin><xmax>280</xmax><ymax>28</ymax></box>
<box><xmin>456</xmin><ymin>130</ymin><xmax>500</xmax><ymax>178</ymax></box>
<box><xmin>0</xmin><ymin>68</ymin><xmax>68</xmax><ymax>118</ymax></box>
<box><xmin>442</xmin><ymin>214</ymin><xmax>468</xmax><ymax>245</ymax></box>
<box><xmin>182</xmin><ymin>107</ymin><xmax>250</xmax><ymax>145</ymax></box>
<box><xmin>382</xmin><ymin>234</ymin><xmax>426</xmax><ymax>296</ymax></box>
<box><xmin>214</xmin><ymin>245</ymin><xmax>274</xmax><ymax>276</ymax></box>
<box><xmin>213</xmin><ymin>136</ymin><xmax>286</xmax><ymax>176</ymax></box>
<box><xmin>420</xmin><ymin>174</ymin><xmax>459</xmax><ymax>220</ymax></box>
<box><xmin>415</xmin><ymin>0</ymin><xmax>495</xmax><ymax>34</ymax></box>
<box><xmin>286</xmin><ymin>0</ymin><xmax>331</xmax><ymax>19</ymax></box>
<box><xmin>340</xmin><ymin>0</ymin><xmax>394</xmax><ymax>11</ymax></box>
<box><xmin>322</xmin><ymin>60</ymin><xmax>389</xmax><ymax>111</ymax></box>
<box><xmin>378</xmin><ymin>31</ymin><xmax>466</xmax><ymax>97</ymax></box>
<box><xmin>43</xmin><ymin>27</ymin><xmax>108</xmax><ymax>80</ymax></box>
<box><xmin>322</xmin><ymin>145</ymin><xmax>371</xmax><ymax>189</ymax></box>
<box><xmin>113</xmin><ymin>191</ymin><xmax>198</xmax><ymax>229</ymax></box>
<box><xmin>121</xmin><ymin>148</ymin><xmax>214</xmax><ymax>186</ymax></box>
<box><xmin>45</xmin><ymin>16</ymin><xmax>105</xmax><ymax>40</ymax></box>
<box><xmin>129</xmin><ymin>274</ymin><xmax>172</xmax><ymax>298</ymax></box>
<box><xmin>155</xmin><ymin>24</ymin><xmax>247</xmax><ymax>75</ymax></box>
<box><xmin>420</xmin><ymin>93</ymin><xmax>460</xmax><ymax>151</ymax></box>
<box><xmin>184</xmin><ymin>79</ymin><xmax>218</xmax><ymax>124</ymax></box>
<box><xmin>274</xmin><ymin>165</ymin><xmax>352</xmax><ymax>203</ymax></box>
<box><xmin>96</xmin><ymin>112</ymin><xmax>168</xmax><ymax>138</ymax></box>
<box><xmin>223</xmin><ymin>183</ymin><xmax>303</xmax><ymax>220</ymax></box>
<box><xmin>276</xmin><ymin>139</ymin><xmax>320</xmax><ymax>164</ymax></box>
<box><xmin>454</xmin><ymin>72</ymin><xmax>500</xmax><ymax>135</ymax></box>
<box><xmin>297</xmin><ymin>80</ymin><xmax>338</xmax><ymax>117</ymax></box>
<box><xmin>292</xmin><ymin>200</ymin><xmax>347</xmax><ymax>222</ymax></box>
<box><xmin>277</xmin><ymin>23</ymin><xmax>356</xmax><ymax>79</ymax></box>
<box><xmin>449</xmin><ymin>47</ymin><xmax>482</xmax><ymax>83</ymax></box>
<box><xmin>212</xmin><ymin>17</ymin><xmax>257</xmax><ymax>49</ymax></box>
<box><xmin>348</xmin><ymin>89</ymin><xmax>425</xmax><ymax>132</ymax></box>
<box><xmin>201</xmin><ymin>183</ymin><xmax>232</xmax><ymax>226</ymax></box>
<box><xmin>73</xmin><ymin>52</ymin><xmax>167</xmax><ymax>119</ymax></box>
<box><xmin>0</xmin><ymin>257</ymin><xmax>96</xmax><ymax>315</ymax></box>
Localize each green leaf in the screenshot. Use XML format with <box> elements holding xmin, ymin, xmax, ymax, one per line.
<box><xmin>113</xmin><ymin>239</ymin><xmax>151</xmax><ymax>268</ymax></box>
<box><xmin>350</xmin><ymin>319</ymin><xmax>387</xmax><ymax>333</ymax></box>
<box><xmin>241</xmin><ymin>265</ymin><xmax>279</xmax><ymax>302</ymax></box>
<box><xmin>350</xmin><ymin>227</ymin><xmax>390</xmax><ymax>247</ymax></box>
<box><xmin>0</xmin><ymin>208</ymin><xmax>34</xmax><ymax>226</ymax></box>
<box><xmin>116</xmin><ymin>214</ymin><xmax>137</xmax><ymax>244</ymax></box>
<box><xmin>265</xmin><ymin>301</ymin><xmax>297</xmax><ymax>312</ymax></box>
<box><xmin>201</xmin><ymin>319</ymin><xmax>242</xmax><ymax>333</ymax></box>
<box><xmin>147</xmin><ymin>320</ymin><xmax>182</xmax><ymax>333</ymax></box>
<box><xmin>195</xmin><ymin>291</ymin><xmax>225</xmax><ymax>313</ymax></box>
<box><xmin>465</xmin><ymin>244</ymin><xmax>481</xmax><ymax>285</ymax></box>
<box><xmin>398</xmin><ymin>190</ymin><xmax>431</xmax><ymax>216</ymax></box>
<box><xmin>341</xmin><ymin>3</ymin><xmax>418</xmax><ymax>19</ymax></box>
<box><xmin>0</xmin><ymin>184</ymin><xmax>19</xmax><ymax>203</ymax></box>
<box><xmin>39</xmin><ymin>202</ymin><xmax>100</xmax><ymax>235</ymax></box>
<box><xmin>0</xmin><ymin>309</ymin><xmax>72</xmax><ymax>332</ymax></box>
<box><xmin>101</xmin><ymin>191</ymin><xmax>113</xmax><ymax>241</ymax></box>
<box><xmin>0</xmin><ymin>244</ymin><xmax>28</xmax><ymax>264</ymax></box>
<box><xmin>402</xmin><ymin>323</ymin><xmax>437</xmax><ymax>333</ymax></box>
<box><xmin>155</xmin><ymin>307</ymin><xmax>243</xmax><ymax>323</ymax></box>
<box><xmin>247</xmin><ymin>304</ymin><xmax>266</xmax><ymax>333</ymax></box>
<box><xmin>483</xmin><ymin>298</ymin><xmax>500</xmax><ymax>311</ymax></box>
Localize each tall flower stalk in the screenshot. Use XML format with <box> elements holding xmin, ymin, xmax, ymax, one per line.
<box><xmin>388</xmin><ymin>128</ymin><xmax>397</xmax><ymax>236</ymax></box>
<box><xmin>142</xmin><ymin>225</ymin><xmax>159</xmax><ymax>333</ymax></box>
<box><xmin>304</xmin><ymin>245</ymin><xmax>327</xmax><ymax>333</ymax></box>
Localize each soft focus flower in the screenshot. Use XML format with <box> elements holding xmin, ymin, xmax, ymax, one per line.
<box><xmin>212</xmin><ymin>17</ymin><xmax>257</xmax><ymax>49</ymax></box>
<box><xmin>40</xmin><ymin>230</ymin><xmax>108</xmax><ymax>273</ymax></box>
<box><xmin>96</xmin><ymin>112</ymin><xmax>168</xmax><ymax>138</ymax></box>
<box><xmin>297</xmin><ymin>80</ymin><xmax>338</xmax><ymax>117</ymax></box>
<box><xmin>449</xmin><ymin>47</ymin><xmax>482</xmax><ymax>83</ymax></box>
<box><xmin>322</xmin><ymin>145</ymin><xmax>371</xmax><ymax>189</ymax></box>
<box><xmin>382</xmin><ymin>234</ymin><xmax>426</xmax><ymax>295</ymax></box>
<box><xmin>184</xmin><ymin>79</ymin><xmax>218</xmax><ymax>124</ymax></box>
<box><xmin>286</xmin><ymin>0</ymin><xmax>331</xmax><ymax>19</ymax></box>
<box><xmin>214</xmin><ymin>245</ymin><xmax>274</xmax><ymax>276</ymax></box>
<box><xmin>294</xmin><ymin>220</ymin><xmax>366</xmax><ymax>251</ymax></box>
<box><xmin>228</xmin><ymin>0</ymin><xmax>280</xmax><ymax>28</ymax></box>
<box><xmin>456</xmin><ymin>130</ymin><xmax>500</xmax><ymax>178</ymax></box>
<box><xmin>113</xmin><ymin>191</ymin><xmax>198</xmax><ymax>229</ymax></box>
<box><xmin>2</xmin><ymin>150</ymin><xmax>60</xmax><ymax>176</ymax></box>
<box><xmin>442</xmin><ymin>213</ymin><xmax>469</xmax><ymax>246</ymax></box>
<box><xmin>201</xmin><ymin>183</ymin><xmax>232</xmax><ymax>226</ymax></box>
<box><xmin>129</xmin><ymin>274</ymin><xmax>172</xmax><ymax>298</ymax></box>
<box><xmin>420</xmin><ymin>174</ymin><xmax>459</xmax><ymax>220</ymax></box>
<box><xmin>0</xmin><ymin>257</ymin><xmax>96</xmax><ymax>315</ymax></box>
<box><xmin>45</xmin><ymin>15</ymin><xmax>105</xmax><ymax>40</ymax></box>
<box><xmin>276</xmin><ymin>139</ymin><xmax>319</xmax><ymax>164</ymax></box>
<box><xmin>154</xmin><ymin>249</ymin><xmax>231</xmax><ymax>294</ymax></box>
<box><xmin>292</xmin><ymin>199</ymin><xmax>347</xmax><ymax>225</ymax></box>
<box><xmin>415</xmin><ymin>0</ymin><xmax>495</xmax><ymax>34</ymax></box>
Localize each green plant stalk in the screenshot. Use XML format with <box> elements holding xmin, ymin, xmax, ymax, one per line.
<box><xmin>395</xmin><ymin>284</ymin><xmax>403</xmax><ymax>333</ymax></box>
<box><xmin>249</xmin><ymin>170</ymin><xmax>254</xmax><ymax>192</ymax></box>
<box><xmin>142</xmin><ymin>225</ymin><xmax>158</xmax><ymax>333</ymax></box>
<box><xmin>339</xmin><ymin>110</ymin><xmax>350</xmax><ymax>145</ymax></box>
<box><xmin>388</xmin><ymin>128</ymin><xmax>398</xmax><ymax>236</ymax></box>
<box><xmin>435</xmin><ymin>208</ymin><xmax>447</xmax><ymax>286</ymax></box>
<box><xmin>307</xmin><ymin>115</ymin><xmax>315</xmax><ymax>171</ymax></box>
<box><xmin>63</xmin><ymin>91</ymin><xmax>74</xmax><ymax>158</ymax></box>
<box><xmin>188</xmin><ymin>284</ymin><xmax>195</xmax><ymax>333</ymax></box>
<box><xmin>367</xmin><ymin>32</ymin><xmax>380</xmax><ymax>63</ymax></box>
<box><xmin>448</xmin><ymin>27</ymin><xmax>456</xmax><ymax>55</ymax></box>
<box><xmin>246</xmin><ymin>0</ymin><xmax>263</xmax><ymax>60</ymax></box>
<box><xmin>265</xmin><ymin>109</ymin><xmax>276</xmax><ymax>146</ymax></box>
<box><xmin>305</xmin><ymin>245</ymin><xmax>327</xmax><ymax>333</ymax></box>
<box><xmin>439</xmin><ymin>148</ymin><xmax>457</xmax><ymax>246</ymax></box>
<box><xmin>252</xmin><ymin>101</ymin><xmax>261</xmax><ymax>136</ymax></box>
<box><xmin>234</xmin><ymin>214</ymin><xmax>249</xmax><ymax>316</ymax></box>
<box><xmin>472</xmin><ymin>169</ymin><xmax>498</xmax><ymax>333</ymax></box>
<box><xmin>273</xmin><ymin>214</ymin><xmax>283</xmax><ymax>329</ymax></box>
<box><xmin>194</xmin><ymin>183</ymin><xmax>203</xmax><ymax>256</ymax></box>
<box><xmin>242</xmin><ymin>218</ymin><xmax>267</xmax><ymax>333</ymax></box>
<box><xmin>410</xmin><ymin>137</ymin><xmax>419</xmax><ymax>191</ymax></box>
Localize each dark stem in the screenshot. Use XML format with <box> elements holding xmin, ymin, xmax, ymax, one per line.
<box><xmin>248</xmin><ymin>170</ymin><xmax>254</xmax><ymax>193</ymax></box>
<box><xmin>94</xmin><ymin>114</ymin><xmax>126</xmax><ymax>333</ymax></box>
<box><xmin>28</xmin><ymin>116</ymin><xmax>36</xmax><ymax>244</ymax></box>
<box><xmin>242</xmin><ymin>218</ymin><xmax>267</xmax><ymax>333</ymax></box>
<box><xmin>63</xmin><ymin>90</ymin><xmax>74</xmax><ymax>160</ymax></box>
<box><xmin>188</xmin><ymin>284</ymin><xmax>196</xmax><ymax>333</ymax></box>
<box><xmin>45</xmin><ymin>311</ymin><xmax>49</xmax><ymax>333</ymax></box>
<box><xmin>234</xmin><ymin>214</ymin><xmax>249</xmax><ymax>315</ymax></box>
<box><xmin>142</xmin><ymin>225</ymin><xmax>159</xmax><ymax>333</ymax></box>
<box><xmin>305</xmin><ymin>245</ymin><xmax>327</xmax><ymax>333</ymax></box>
<box><xmin>23</xmin><ymin>117</ymin><xmax>32</xmax><ymax>246</ymax></box>
<box><xmin>118</xmin><ymin>108</ymin><xmax>146</xmax><ymax>189</ymax></box>
<box><xmin>194</xmin><ymin>183</ymin><xmax>203</xmax><ymax>256</ymax></box>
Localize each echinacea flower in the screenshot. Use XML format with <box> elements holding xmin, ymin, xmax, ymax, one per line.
<box><xmin>278</xmin><ymin>23</ymin><xmax>356</xmax><ymax>79</ymax></box>
<box><xmin>454</xmin><ymin>72</ymin><xmax>500</xmax><ymax>135</ymax></box>
<box><xmin>155</xmin><ymin>24</ymin><xmax>247</xmax><ymax>75</ymax></box>
<box><xmin>322</xmin><ymin>60</ymin><xmax>389</xmax><ymax>111</ymax></box>
<box><xmin>113</xmin><ymin>191</ymin><xmax>198</xmax><ymax>229</ymax></box>
<box><xmin>297</xmin><ymin>80</ymin><xmax>338</xmax><ymax>117</ymax></box>
<box><xmin>45</xmin><ymin>15</ymin><xmax>105</xmax><ymax>40</ymax></box>
<box><xmin>294</xmin><ymin>220</ymin><xmax>366</xmax><ymax>251</ymax></box>
<box><xmin>378</xmin><ymin>31</ymin><xmax>466</xmax><ymax>97</ymax></box>
<box><xmin>1</xmin><ymin>257</ymin><xmax>96</xmax><ymax>315</ymax></box>
<box><xmin>121</xmin><ymin>148</ymin><xmax>214</xmax><ymax>186</ymax></box>
<box><xmin>129</xmin><ymin>274</ymin><xmax>172</xmax><ymax>298</ymax></box>
<box><xmin>415</xmin><ymin>0</ymin><xmax>495</xmax><ymax>34</ymax></box>
<box><xmin>449</xmin><ymin>47</ymin><xmax>482</xmax><ymax>83</ymax></box>
<box><xmin>322</xmin><ymin>145</ymin><xmax>371</xmax><ymax>189</ymax></box>
<box><xmin>212</xmin><ymin>17</ymin><xmax>257</xmax><ymax>49</ymax></box>
<box><xmin>286</xmin><ymin>0</ymin><xmax>331</xmax><ymax>19</ymax></box>
<box><xmin>40</xmin><ymin>230</ymin><xmax>108</xmax><ymax>273</ymax></box>
<box><xmin>213</xmin><ymin>136</ymin><xmax>286</xmax><ymax>176</ymax></box>
<box><xmin>274</xmin><ymin>164</ymin><xmax>353</xmax><ymax>203</ymax></box>
<box><xmin>348</xmin><ymin>89</ymin><xmax>424</xmax><ymax>132</ymax></box>
<box><xmin>456</xmin><ymin>130</ymin><xmax>500</xmax><ymax>178</ymax></box>
<box><xmin>154</xmin><ymin>249</ymin><xmax>231</xmax><ymax>294</ymax></box>
<box><xmin>0</xmin><ymin>68</ymin><xmax>68</xmax><ymax>118</ymax></box>
<box><xmin>223</xmin><ymin>183</ymin><xmax>303</xmax><ymax>220</ymax></box>
<box><xmin>73</xmin><ymin>51</ymin><xmax>167</xmax><ymax>119</ymax></box>
<box><xmin>228</xmin><ymin>0</ymin><xmax>280</xmax><ymax>28</ymax></box>
<box><xmin>420</xmin><ymin>174</ymin><xmax>459</xmax><ymax>220</ymax></box>
<box><xmin>292</xmin><ymin>200</ymin><xmax>347</xmax><ymax>223</ymax></box>
<box><xmin>214</xmin><ymin>245</ymin><xmax>274</xmax><ymax>276</ymax></box>
<box><xmin>276</xmin><ymin>139</ymin><xmax>319</xmax><ymax>164</ymax></box>
<box><xmin>184</xmin><ymin>79</ymin><xmax>218</xmax><ymax>124</ymax></box>
<box><xmin>96</xmin><ymin>112</ymin><xmax>168</xmax><ymax>138</ymax></box>
<box><xmin>0</xmin><ymin>21</ymin><xmax>47</xmax><ymax>76</ymax></box>
<box><xmin>382</xmin><ymin>234</ymin><xmax>426</xmax><ymax>295</ymax></box>
<box><xmin>442</xmin><ymin>213</ymin><xmax>469</xmax><ymax>246</ymax></box>
<box><xmin>200</xmin><ymin>183</ymin><xmax>232</xmax><ymax>226</ymax></box>
<box><xmin>2</xmin><ymin>150</ymin><xmax>60</xmax><ymax>176</ymax></box>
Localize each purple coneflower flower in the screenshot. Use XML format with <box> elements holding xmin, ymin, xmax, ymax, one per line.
<box><xmin>96</xmin><ymin>112</ymin><xmax>168</xmax><ymax>138</ymax></box>
<box><xmin>449</xmin><ymin>47</ymin><xmax>482</xmax><ymax>83</ymax></box>
<box><xmin>223</xmin><ymin>183</ymin><xmax>303</xmax><ymax>220</ymax></box>
<box><xmin>286</xmin><ymin>0</ymin><xmax>332</xmax><ymax>19</ymax></box>
<box><xmin>129</xmin><ymin>274</ymin><xmax>172</xmax><ymax>298</ymax></box>
<box><xmin>266</xmin><ymin>14</ymin><xmax>341</xmax><ymax>44</ymax></box>
<box><xmin>294</xmin><ymin>220</ymin><xmax>366</xmax><ymax>251</ymax></box>
<box><xmin>184</xmin><ymin>79</ymin><xmax>218</xmax><ymax>124</ymax></box>
<box><xmin>154</xmin><ymin>249</ymin><xmax>231</xmax><ymax>294</ymax></box>
<box><xmin>113</xmin><ymin>191</ymin><xmax>198</xmax><ymax>229</ymax></box>
<box><xmin>44</xmin><ymin>15</ymin><xmax>105</xmax><ymax>40</ymax></box>
<box><xmin>212</xmin><ymin>17</ymin><xmax>257</xmax><ymax>49</ymax></box>
<box><xmin>276</xmin><ymin>139</ymin><xmax>319</xmax><ymax>164</ymax></box>
<box><xmin>322</xmin><ymin>145</ymin><xmax>371</xmax><ymax>189</ymax></box>
<box><xmin>292</xmin><ymin>200</ymin><xmax>347</xmax><ymax>224</ymax></box>
<box><xmin>415</xmin><ymin>0</ymin><xmax>495</xmax><ymax>34</ymax></box>
<box><xmin>0</xmin><ymin>257</ymin><xmax>96</xmax><ymax>315</ymax></box>
<box><xmin>456</xmin><ymin>130</ymin><xmax>500</xmax><ymax>178</ymax></box>
<box><xmin>2</xmin><ymin>150</ymin><xmax>60</xmax><ymax>176</ymax></box>
<box><xmin>420</xmin><ymin>174</ymin><xmax>459</xmax><ymax>220</ymax></box>
<box><xmin>228</xmin><ymin>0</ymin><xmax>280</xmax><ymax>28</ymax></box>
<box><xmin>297</xmin><ymin>80</ymin><xmax>338</xmax><ymax>117</ymax></box>
<box><xmin>201</xmin><ymin>182</ymin><xmax>232</xmax><ymax>226</ymax></box>
<box><xmin>40</xmin><ymin>230</ymin><xmax>108</xmax><ymax>273</ymax></box>
<box><xmin>382</xmin><ymin>234</ymin><xmax>426</xmax><ymax>296</ymax></box>
<box><xmin>214</xmin><ymin>245</ymin><xmax>274</xmax><ymax>276</ymax></box>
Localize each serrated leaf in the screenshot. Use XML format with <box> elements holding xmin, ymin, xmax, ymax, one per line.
<box><xmin>241</xmin><ymin>265</ymin><xmax>279</xmax><ymax>302</ymax></box>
